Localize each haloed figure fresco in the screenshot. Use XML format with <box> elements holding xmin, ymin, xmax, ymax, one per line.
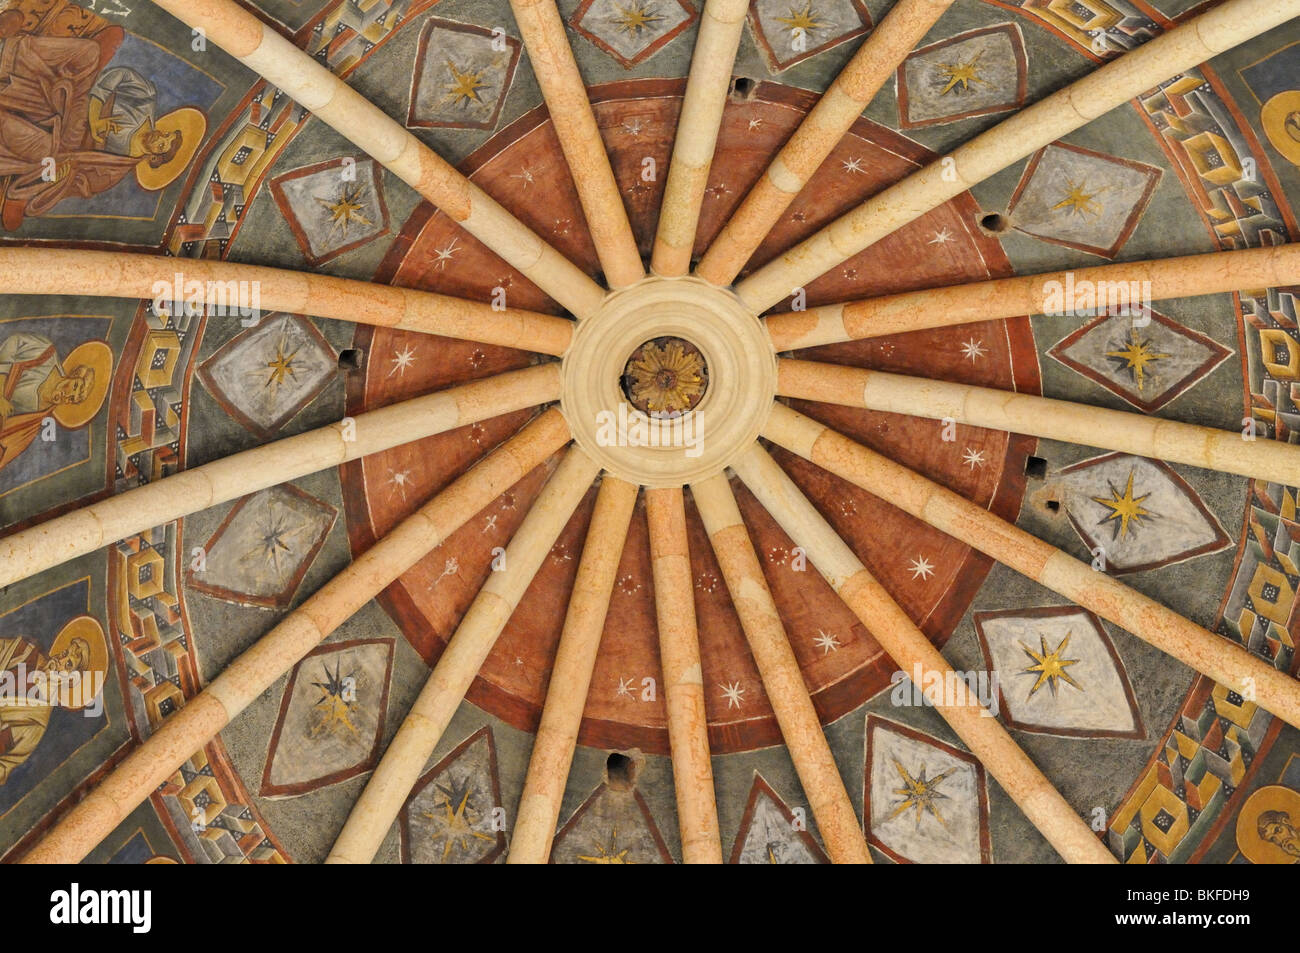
<box><xmin>0</xmin><ymin>616</ymin><xmax>107</xmax><ymax>785</ymax></box>
<box><xmin>0</xmin><ymin>331</ymin><xmax>110</xmax><ymax>473</ymax></box>
<box><xmin>0</xmin><ymin>1</ymin><xmax>205</xmax><ymax>229</ymax></box>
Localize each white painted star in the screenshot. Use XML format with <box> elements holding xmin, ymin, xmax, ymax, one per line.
<box><xmin>387</xmin><ymin>468</ymin><xmax>413</xmax><ymax>500</ymax></box>
<box><xmin>719</xmin><ymin>681</ymin><xmax>745</xmax><ymax>709</ymax></box>
<box><xmin>748</xmin><ymin>117</ymin><xmax>764</xmax><ymax>131</ymax></box>
<box><xmin>432</xmin><ymin>237</ymin><xmax>461</xmax><ymax>270</ymax></box>
<box><xmin>616</xmin><ymin>677</ymin><xmax>635</xmax><ymax>699</ymax></box>
<box><xmin>510</xmin><ymin>167</ymin><xmax>535</xmax><ymax>187</ymax></box>
<box><xmin>842</xmin><ymin>156</ymin><xmax>866</xmax><ymax>174</ymax></box>
<box><xmin>813</xmin><ymin>629</ymin><xmax>841</xmax><ymax>654</ymax></box>
<box><xmin>908</xmin><ymin>555</ymin><xmax>935</xmax><ymax>580</ymax></box>
<box><xmin>622</xmin><ymin>118</ymin><xmax>645</xmax><ymax>136</ymax></box>
<box><xmin>928</xmin><ymin>227</ymin><xmax>955</xmax><ymax>245</ymax></box>
<box><xmin>387</xmin><ymin>343</ymin><xmax>417</xmax><ymax>378</ymax></box>
<box><xmin>483</xmin><ymin>514</ymin><xmax>498</xmax><ymax>533</ymax></box>
<box><xmin>960</xmin><ymin>338</ymin><xmax>987</xmax><ymax>362</ymax></box>
<box><xmin>962</xmin><ymin>447</ymin><xmax>987</xmax><ymax>469</ymax></box>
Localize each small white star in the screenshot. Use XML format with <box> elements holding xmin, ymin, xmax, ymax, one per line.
<box><xmin>719</xmin><ymin>681</ymin><xmax>745</xmax><ymax>709</ymax></box>
<box><xmin>483</xmin><ymin>514</ymin><xmax>498</xmax><ymax>533</ymax></box>
<box><xmin>387</xmin><ymin>468</ymin><xmax>413</xmax><ymax>500</ymax></box>
<box><xmin>510</xmin><ymin>167</ymin><xmax>535</xmax><ymax>187</ymax></box>
<box><xmin>928</xmin><ymin>228</ymin><xmax>955</xmax><ymax>245</ymax></box>
<box><xmin>616</xmin><ymin>677</ymin><xmax>635</xmax><ymax>699</ymax></box>
<box><xmin>842</xmin><ymin>156</ymin><xmax>866</xmax><ymax>174</ymax></box>
<box><xmin>908</xmin><ymin>556</ymin><xmax>935</xmax><ymax>580</ymax></box>
<box><xmin>622</xmin><ymin>118</ymin><xmax>645</xmax><ymax>136</ymax></box>
<box><xmin>960</xmin><ymin>338</ymin><xmax>987</xmax><ymax>362</ymax></box>
<box><xmin>387</xmin><ymin>343</ymin><xmax>417</xmax><ymax>378</ymax></box>
<box><xmin>962</xmin><ymin>447</ymin><xmax>987</xmax><ymax>469</ymax></box>
<box><xmin>432</xmin><ymin>237</ymin><xmax>461</xmax><ymax>270</ymax></box>
<box><xmin>747</xmin><ymin>117</ymin><xmax>764</xmax><ymax>131</ymax></box>
<box><xmin>813</xmin><ymin>629</ymin><xmax>841</xmax><ymax>654</ymax></box>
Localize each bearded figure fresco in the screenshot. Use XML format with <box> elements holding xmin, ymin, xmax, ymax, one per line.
<box><xmin>0</xmin><ymin>2</ymin><xmax>205</xmax><ymax>229</ymax></box>
<box><xmin>0</xmin><ymin>331</ymin><xmax>110</xmax><ymax>473</ymax></box>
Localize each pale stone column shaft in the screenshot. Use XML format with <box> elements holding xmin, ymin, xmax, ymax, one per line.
<box><xmin>765</xmin><ymin>245</ymin><xmax>1300</xmax><ymax>350</ymax></box>
<box><xmin>19</xmin><ymin>409</ymin><xmax>573</xmax><ymax>864</ymax></box>
<box><xmin>0</xmin><ymin>364</ymin><xmax>561</xmax><ymax>590</ymax></box>
<box><xmin>651</xmin><ymin>0</ymin><xmax>751</xmax><ymax>277</ymax></box>
<box><xmin>508</xmin><ymin>475</ymin><xmax>639</xmax><ymax>863</ymax></box>
<box><xmin>644</xmin><ymin>486</ymin><xmax>723</xmax><ymax>862</ymax></box>
<box><xmin>150</xmin><ymin>0</ymin><xmax>605</xmax><ymax>318</ymax></box>
<box><xmin>691</xmin><ymin>472</ymin><xmax>872</xmax><ymax>863</ymax></box>
<box><xmin>509</xmin><ymin>0</ymin><xmax>644</xmax><ymax>288</ymax></box>
<box><xmin>776</xmin><ymin>358</ymin><xmax>1300</xmax><ymax>486</ymax></box>
<box><xmin>763</xmin><ymin>403</ymin><xmax>1300</xmax><ymax>730</ymax></box>
<box><xmin>326</xmin><ymin>446</ymin><xmax>601</xmax><ymax>863</ymax></box>
<box><xmin>735</xmin><ymin>0</ymin><xmax>1300</xmax><ymax>313</ymax></box>
<box><xmin>0</xmin><ymin>248</ymin><xmax>575</xmax><ymax>355</ymax></box>
<box><xmin>730</xmin><ymin>442</ymin><xmax>1116</xmax><ymax>864</ymax></box>
<box><xmin>696</xmin><ymin>0</ymin><xmax>956</xmax><ymax>286</ymax></box>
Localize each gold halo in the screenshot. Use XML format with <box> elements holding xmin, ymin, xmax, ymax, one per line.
<box><xmin>48</xmin><ymin>616</ymin><xmax>109</xmax><ymax>712</ymax></box>
<box><xmin>134</xmin><ymin>107</ymin><xmax>207</xmax><ymax>191</ymax></box>
<box><xmin>1261</xmin><ymin>91</ymin><xmax>1300</xmax><ymax>167</ymax></box>
<box><xmin>51</xmin><ymin>341</ymin><xmax>112</xmax><ymax>429</ymax></box>
<box><xmin>1235</xmin><ymin>784</ymin><xmax>1300</xmax><ymax>864</ymax></box>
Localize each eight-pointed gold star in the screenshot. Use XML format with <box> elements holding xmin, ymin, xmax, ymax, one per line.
<box><xmin>612</xmin><ymin>0</ymin><xmax>665</xmax><ymax>37</ymax></box>
<box><xmin>316</xmin><ymin>184</ymin><xmax>374</xmax><ymax>241</ymax></box>
<box><xmin>887</xmin><ymin>759</ymin><xmax>955</xmax><ymax>829</ymax></box>
<box><xmin>776</xmin><ymin>1</ymin><xmax>828</xmax><ymax>39</ymax></box>
<box><xmin>1018</xmin><ymin>631</ymin><xmax>1083</xmax><ymax>699</ymax></box>
<box><xmin>578</xmin><ymin>828</ymin><xmax>634</xmax><ymax>863</ymax></box>
<box><xmin>1092</xmin><ymin>468</ymin><xmax>1154</xmax><ymax>540</ymax></box>
<box><xmin>1106</xmin><ymin>328</ymin><xmax>1170</xmax><ymax>392</ymax></box>
<box><xmin>936</xmin><ymin>50</ymin><xmax>987</xmax><ymax>95</ymax></box>
<box><xmin>1051</xmin><ymin>177</ymin><xmax>1107</xmax><ymax>217</ymax></box>
<box><xmin>443</xmin><ymin>59</ymin><xmax>491</xmax><ymax>107</ymax></box>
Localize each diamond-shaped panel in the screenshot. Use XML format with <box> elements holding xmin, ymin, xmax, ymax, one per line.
<box><xmin>1048</xmin><ymin>307</ymin><xmax>1232</xmax><ymax>413</ymax></box>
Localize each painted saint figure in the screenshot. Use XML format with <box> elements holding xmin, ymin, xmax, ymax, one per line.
<box><xmin>0</xmin><ymin>616</ymin><xmax>108</xmax><ymax>784</ymax></box>
<box><xmin>1258</xmin><ymin>810</ymin><xmax>1300</xmax><ymax>859</ymax></box>
<box><xmin>0</xmin><ymin>332</ymin><xmax>111</xmax><ymax>473</ymax></box>
<box><xmin>0</xmin><ymin>9</ymin><xmax>205</xmax><ymax>229</ymax></box>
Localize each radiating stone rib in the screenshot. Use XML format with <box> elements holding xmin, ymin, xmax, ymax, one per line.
<box><xmin>696</xmin><ymin>0</ymin><xmax>956</xmax><ymax>287</ymax></box>
<box><xmin>326</xmin><ymin>446</ymin><xmax>601</xmax><ymax>864</ymax></box>
<box><xmin>508</xmin><ymin>475</ymin><xmax>639</xmax><ymax>864</ymax></box>
<box><xmin>730</xmin><ymin>442</ymin><xmax>1115</xmax><ymax>864</ymax></box>
<box><xmin>734</xmin><ymin>0</ymin><xmax>1300</xmax><ymax>313</ymax></box>
<box><xmin>777</xmin><ymin>359</ymin><xmax>1300</xmax><ymax>486</ymax></box>
<box><xmin>0</xmin><ymin>364</ymin><xmax>561</xmax><ymax>591</ymax></box>
<box><xmin>651</xmin><ymin>0</ymin><xmax>750</xmax><ymax>277</ymax></box>
<box><xmin>148</xmin><ymin>0</ymin><xmax>605</xmax><ymax>318</ymax></box>
<box><xmin>19</xmin><ymin>410</ymin><xmax>574</xmax><ymax>864</ymax></box>
<box><xmin>690</xmin><ymin>472</ymin><xmax>871</xmax><ymax>864</ymax></box>
<box><xmin>509</xmin><ymin>0</ymin><xmax>644</xmax><ymax>288</ymax></box>
<box><xmin>762</xmin><ymin>402</ymin><xmax>1300</xmax><ymax>730</ymax></box>
<box><xmin>765</xmin><ymin>245</ymin><xmax>1300</xmax><ymax>350</ymax></box>
<box><xmin>645</xmin><ymin>486</ymin><xmax>723</xmax><ymax>862</ymax></box>
<box><xmin>0</xmin><ymin>248</ymin><xmax>575</xmax><ymax>355</ymax></box>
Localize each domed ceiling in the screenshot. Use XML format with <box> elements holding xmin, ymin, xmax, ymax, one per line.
<box><xmin>1</xmin><ymin>0</ymin><xmax>1299</xmax><ymax>865</ymax></box>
